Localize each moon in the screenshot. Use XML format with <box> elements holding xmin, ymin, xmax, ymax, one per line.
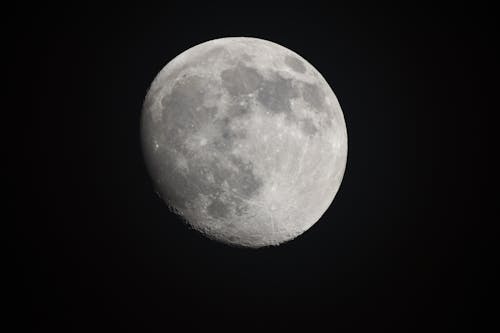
<box><xmin>141</xmin><ymin>37</ymin><xmax>348</xmax><ymax>248</ymax></box>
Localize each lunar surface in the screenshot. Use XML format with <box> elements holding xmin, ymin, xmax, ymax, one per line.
<box><xmin>141</xmin><ymin>37</ymin><xmax>347</xmax><ymax>248</ymax></box>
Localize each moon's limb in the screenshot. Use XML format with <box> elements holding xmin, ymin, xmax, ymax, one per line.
<box><xmin>141</xmin><ymin>37</ymin><xmax>347</xmax><ymax>248</ymax></box>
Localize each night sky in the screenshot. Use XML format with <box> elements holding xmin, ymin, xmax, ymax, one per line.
<box><xmin>10</xmin><ymin>2</ymin><xmax>492</xmax><ymax>330</ymax></box>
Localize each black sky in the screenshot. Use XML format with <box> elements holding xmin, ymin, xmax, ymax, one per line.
<box><xmin>9</xmin><ymin>2</ymin><xmax>493</xmax><ymax>330</ymax></box>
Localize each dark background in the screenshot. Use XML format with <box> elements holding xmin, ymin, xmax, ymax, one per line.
<box><xmin>10</xmin><ymin>1</ymin><xmax>493</xmax><ymax>330</ymax></box>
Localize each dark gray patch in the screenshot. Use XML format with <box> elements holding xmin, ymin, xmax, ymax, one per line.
<box><xmin>228</xmin><ymin>157</ymin><xmax>262</xmax><ymax>198</ymax></box>
<box><xmin>257</xmin><ymin>75</ymin><xmax>299</xmax><ymax>113</ymax></box>
<box><xmin>203</xmin><ymin>106</ymin><xmax>219</xmax><ymax>119</ymax></box>
<box><xmin>221</xmin><ymin>126</ymin><xmax>233</xmax><ymax>141</ymax></box>
<box><xmin>212</xmin><ymin>135</ymin><xmax>232</xmax><ymax>152</ymax></box>
<box><xmin>189</xmin><ymin>165</ymin><xmax>222</xmax><ymax>196</ymax></box>
<box><xmin>300</xmin><ymin>118</ymin><xmax>318</xmax><ymax>136</ymax></box>
<box><xmin>222</xmin><ymin>125</ymin><xmax>246</xmax><ymax>142</ymax></box>
<box><xmin>204</xmin><ymin>156</ymin><xmax>262</xmax><ymax>199</ymax></box>
<box><xmin>227</xmin><ymin>100</ymin><xmax>250</xmax><ymax>117</ymax></box>
<box><xmin>241</xmin><ymin>53</ymin><xmax>253</xmax><ymax>62</ymax></box>
<box><xmin>211</xmin><ymin>109</ymin><xmax>249</xmax><ymax>153</ymax></box>
<box><xmin>233</xmin><ymin>199</ymin><xmax>250</xmax><ymax>217</ymax></box>
<box><xmin>302</xmin><ymin>82</ymin><xmax>326</xmax><ymax>111</ymax></box>
<box><xmin>284</xmin><ymin>55</ymin><xmax>306</xmax><ymax>73</ymax></box>
<box><xmin>221</xmin><ymin>64</ymin><xmax>263</xmax><ymax>96</ymax></box>
<box><xmin>207</xmin><ymin>198</ymin><xmax>230</xmax><ymax>219</ymax></box>
<box><xmin>208</xmin><ymin>159</ymin><xmax>232</xmax><ymax>184</ymax></box>
<box><xmin>159</xmin><ymin>75</ymin><xmax>220</xmax><ymax>155</ymax></box>
<box><xmin>161</xmin><ymin>75</ymin><xmax>205</xmax><ymax>130</ymax></box>
<box><xmin>212</xmin><ymin>117</ymin><xmax>235</xmax><ymax>152</ymax></box>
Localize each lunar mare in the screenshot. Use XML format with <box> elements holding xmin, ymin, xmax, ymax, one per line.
<box><xmin>141</xmin><ymin>37</ymin><xmax>347</xmax><ymax>248</ymax></box>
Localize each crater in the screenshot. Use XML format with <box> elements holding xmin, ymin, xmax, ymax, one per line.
<box><xmin>284</xmin><ymin>55</ymin><xmax>306</xmax><ymax>73</ymax></box>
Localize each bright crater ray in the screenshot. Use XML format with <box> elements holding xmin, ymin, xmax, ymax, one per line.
<box><xmin>141</xmin><ymin>37</ymin><xmax>348</xmax><ymax>248</ymax></box>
